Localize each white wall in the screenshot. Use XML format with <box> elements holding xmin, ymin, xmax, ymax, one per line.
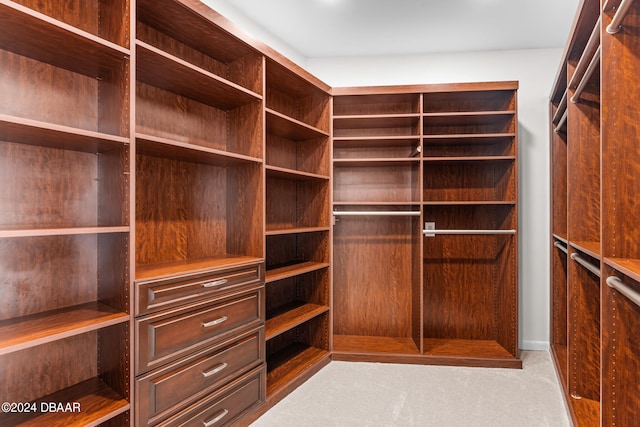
<box><xmin>308</xmin><ymin>49</ymin><xmax>561</xmax><ymax>350</ymax></box>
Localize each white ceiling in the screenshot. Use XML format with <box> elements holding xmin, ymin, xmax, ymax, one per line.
<box><xmin>212</xmin><ymin>0</ymin><xmax>580</xmax><ymax>58</ymax></box>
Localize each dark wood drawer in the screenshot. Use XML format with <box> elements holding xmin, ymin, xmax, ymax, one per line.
<box><xmin>158</xmin><ymin>366</ymin><xmax>266</xmax><ymax>427</ymax></box>
<box><xmin>136</xmin><ymin>327</ymin><xmax>264</xmax><ymax>426</ymax></box>
<box><xmin>136</xmin><ymin>263</ymin><xmax>263</xmax><ymax>315</ymax></box>
<box><xmin>136</xmin><ymin>289</ymin><xmax>263</xmax><ymax>374</ymax></box>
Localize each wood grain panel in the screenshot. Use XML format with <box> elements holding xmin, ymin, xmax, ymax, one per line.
<box><xmin>334</xmin><ymin>163</ymin><xmax>420</xmax><ymax>203</ymax></box>
<box><xmin>135</xmin><ymin>154</ymin><xmax>227</xmax><ymax>266</ymax></box>
<box><xmin>494</xmin><ymin>234</ymin><xmax>518</xmax><ymax>356</ymax></box>
<box><xmin>423</xmin><ymin>116</ymin><xmax>514</xmax><ymax>135</ymax></box>
<box><xmin>334</xmin><ymin>139</ymin><xmax>418</xmax><ymax>159</ymax></box>
<box><xmin>97</xmin><ymin>145</ymin><xmax>129</xmax><ymax>228</ymax></box>
<box><xmin>0</xmin><ymin>332</ymin><xmax>98</xmax><ymax>403</ymax></box>
<box><xmin>137</xmin><ymin>23</ymin><xmax>228</xmax><ymax>79</ymax></box>
<box><xmin>552</xmin><ymin>243</ymin><xmax>569</xmax><ymax>347</ymax></box>
<box><xmin>602</xmin><ymin>272</ymin><xmax>640</xmax><ymax>426</ymax></box>
<box><xmin>137</xmin><ymin>0</ymin><xmax>257</xmax><ymax>64</ymax></box>
<box><xmin>226</xmin><ymin>163</ymin><xmax>264</xmax><ymax>259</ymax></box>
<box><xmin>135</xmin><ymin>82</ymin><xmax>226</xmax><ymax>149</ymax></box>
<box><xmin>551</xmin><ymin>131</ymin><xmax>568</xmax><ymax>237</ymax></box>
<box><xmin>97</xmin><ymin>58</ymin><xmax>130</xmax><ymax>138</ymax></box>
<box><xmin>423</xmin><ymin>90</ymin><xmax>515</xmax><ymax>113</ymax></box>
<box><xmin>567</xmin><ymin>253</ymin><xmax>600</xmax><ymax>401</ymax></box>
<box><xmin>266</xmin><ymin>134</ymin><xmax>329</xmax><ymax>176</ymax></box>
<box><xmin>333</xmin><ymin>93</ymin><xmax>420</xmax><ymax>116</ymax></box>
<box><xmin>423</xmin><ymin>234</ymin><xmax>502</xmax><ymax>340</ymax></box>
<box><xmin>11</xmin><ymin>0</ymin><xmax>130</xmax><ymax>48</ymax></box>
<box><xmin>0</xmin><ymin>50</ymin><xmax>99</xmax><ymax>131</ymax></box>
<box><xmin>0</xmin><ymin>142</ymin><xmax>97</xmax><ymax>228</ymax></box>
<box><xmin>422</xmin><ymin>137</ymin><xmax>514</xmax><ymax>157</ymax></box>
<box><xmin>333</xmin><ymin>216</ymin><xmax>416</xmax><ymax>338</ymax></box>
<box><xmin>567</xmin><ymin>60</ymin><xmax>600</xmax><ymax>244</ymax></box>
<box><xmin>228</xmin><ymin>101</ymin><xmax>263</xmax><ymax>159</ymax></box>
<box><xmin>423</xmin><ymin>161</ymin><xmax>515</xmax><ymax>202</ymax></box>
<box><xmin>0</xmin><ymin>235</ymin><xmax>98</xmax><ymax>320</ymax></box>
<box><xmin>265</xmin><ymin>232</ymin><xmax>329</xmax><ymax>269</ymax></box>
<box><xmin>601</xmin><ymin>1</ymin><xmax>640</xmax><ymax>261</ymax></box>
<box><xmin>98</xmin><ymin>322</ymin><xmax>130</xmax><ymax>400</ymax></box>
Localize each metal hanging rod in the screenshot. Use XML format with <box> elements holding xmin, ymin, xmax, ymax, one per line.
<box><xmin>552</xmin><ymin>90</ymin><xmax>568</xmax><ymax>126</ymax></box>
<box><xmin>569</xmin><ymin>18</ymin><xmax>600</xmax><ymax>90</ymax></box>
<box><xmin>554</xmin><ymin>241</ymin><xmax>568</xmax><ymax>254</ymax></box>
<box><xmin>422</xmin><ymin>229</ymin><xmax>516</xmax><ymax>236</ymax></box>
<box><xmin>570</xmin><ymin>46</ymin><xmax>601</xmax><ymax>103</ymax></box>
<box><xmin>554</xmin><ymin>109</ymin><xmax>568</xmax><ymax>134</ymax></box>
<box><xmin>606</xmin><ymin>276</ymin><xmax>640</xmax><ymax>308</ymax></box>
<box><xmin>570</xmin><ymin>252</ymin><xmax>601</xmax><ymax>277</ymax></box>
<box><xmin>334</xmin><ymin>211</ymin><xmax>421</xmax><ymax>216</ymax></box>
<box><xmin>606</xmin><ymin>0</ymin><xmax>636</xmax><ymax>34</ymax></box>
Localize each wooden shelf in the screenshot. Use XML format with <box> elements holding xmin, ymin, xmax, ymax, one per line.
<box><xmin>265</xmin><ymin>302</ymin><xmax>329</xmax><ymax>340</ymax></box>
<box><xmin>0</xmin><ymin>114</ymin><xmax>129</xmax><ymax>153</ymax></box>
<box><xmin>333</xmin><ymin>335</ymin><xmax>420</xmax><ymax>355</ymax></box>
<box><xmin>333</xmin><ymin>201</ymin><xmax>421</xmax><ymax>206</ymax></box>
<box><xmin>0</xmin><ymin>1</ymin><xmax>129</xmax><ymax>77</ymax></box>
<box><xmin>570</xmin><ymin>241</ymin><xmax>601</xmax><ymax>260</ymax></box>
<box><xmin>422</xmin><ymin>201</ymin><xmax>516</xmax><ymax>206</ymax></box>
<box><xmin>333</xmin><ymin>158</ymin><xmax>420</xmax><ymax>167</ymax></box>
<box><xmin>551</xmin><ymin>344</ymin><xmax>569</xmax><ymax>385</ymax></box>
<box><xmin>569</xmin><ymin>396</ymin><xmax>600</xmax><ymax>427</ymax></box>
<box><xmin>423</xmin><ymin>338</ymin><xmax>515</xmax><ymax>359</ymax></box>
<box><xmin>266</xmin><ymin>109</ymin><xmax>329</xmax><ymax>140</ymax></box>
<box><xmin>266</xmin><ymin>343</ymin><xmax>329</xmax><ymax>397</ymax></box>
<box><xmin>266</xmin><ymin>261</ymin><xmax>330</xmax><ymax>283</ymax></box>
<box><xmin>333</xmin><ymin>114</ymin><xmax>420</xmax><ymax>131</ymax></box>
<box><xmin>423</xmin><ymin>156</ymin><xmax>516</xmax><ymax>162</ymax></box>
<box><xmin>135</xmin><ymin>255</ymin><xmax>263</xmax><ymax>282</ymax></box>
<box><xmin>423</xmin><ymin>110</ymin><xmax>515</xmax><ymax>123</ymax></box>
<box><xmin>333</xmin><ymin>136</ymin><xmax>421</xmax><ymax>147</ymax></box>
<box><xmin>136</xmin><ymin>41</ymin><xmax>261</xmax><ymax>110</ymax></box>
<box><xmin>423</xmin><ymin>133</ymin><xmax>516</xmax><ymax>142</ymax></box>
<box><xmin>0</xmin><ymin>377</ymin><xmax>129</xmax><ymax>426</ymax></box>
<box><xmin>0</xmin><ymin>302</ymin><xmax>128</xmax><ymax>356</ymax></box>
<box><xmin>266</xmin><ymin>165</ymin><xmax>329</xmax><ymax>181</ymax></box>
<box><xmin>0</xmin><ymin>226</ymin><xmax>129</xmax><ymax>239</ymax></box>
<box><xmin>265</xmin><ymin>226</ymin><xmax>329</xmax><ymax>236</ymax></box>
<box><xmin>604</xmin><ymin>258</ymin><xmax>640</xmax><ymax>283</ymax></box>
<box><xmin>136</xmin><ymin>133</ymin><xmax>262</xmax><ymax>166</ymax></box>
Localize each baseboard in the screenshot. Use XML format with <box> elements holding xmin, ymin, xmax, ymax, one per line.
<box><xmin>521</xmin><ymin>340</ymin><xmax>550</xmax><ymax>351</ymax></box>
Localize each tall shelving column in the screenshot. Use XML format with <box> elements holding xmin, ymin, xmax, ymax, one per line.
<box><xmin>549</xmin><ymin>54</ymin><xmax>569</xmax><ymax>397</ymax></box>
<box><xmin>0</xmin><ymin>0</ymin><xmax>132</xmax><ymax>425</ymax></box>
<box><xmin>566</xmin><ymin>1</ymin><xmax>601</xmax><ymax>423</ymax></box>
<box><xmin>133</xmin><ymin>1</ymin><xmax>266</xmax><ymax>425</ymax></box>
<box><xmin>601</xmin><ymin>0</ymin><xmax>640</xmax><ymax>424</ymax></box>
<box><xmin>263</xmin><ymin>58</ymin><xmax>332</xmax><ymax>405</ymax></box>
<box><xmin>421</xmin><ymin>83</ymin><xmax>520</xmax><ymax>368</ymax></box>
<box><xmin>332</xmin><ymin>88</ymin><xmax>423</xmax><ymax>361</ymax></box>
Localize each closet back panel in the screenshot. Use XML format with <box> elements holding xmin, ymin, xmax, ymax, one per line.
<box><xmin>552</xmin><ymin>133</ymin><xmax>568</xmax><ymax>237</ymax></box>
<box><xmin>334</xmin><ymin>164</ymin><xmax>420</xmax><ymax>203</ymax></box>
<box><xmin>568</xmin><ymin>257</ymin><xmax>600</xmax><ymax>402</ymax></box>
<box><xmin>423</xmin><ymin>161</ymin><xmax>515</xmax><ymax>202</ymax></box>
<box><xmin>333</xmin><ymin>217</ymin><xmax>417</xmax><ymax>337</ymax></box>
<box><xmin>423</xmin><ymin>91</ymin><xmax>515</xmax><ymax>112</ymax></box>
<box><xmin>0</xmin><ymin>50</ymin><xmax>129</xmax><ymax>137</ymax></box>
<box><xmin>551</xmin><ymin>249</ymin><xmax>568</xmax><ymax>349</ymax></box>
<box><xmin>266</xmin><ymin>134</ymin><xmax>330</xmax><ymax>176</ymax></box>
<box><xmin>333</xmin><ymin>94</ymin><xmax>420</xmax><ymax>115</ymax></box>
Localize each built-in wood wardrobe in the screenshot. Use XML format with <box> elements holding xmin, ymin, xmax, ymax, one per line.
<box><xmin>0</xmin><ymin>0</ymin><xmax>521</xmax><ymax>425</ymax></box>
<box><xmin>549</xmin><ymin>0</ymin><xmax>640</xmax><ymax>425</ymax></box>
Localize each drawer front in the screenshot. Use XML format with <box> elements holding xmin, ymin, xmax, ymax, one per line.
<box><xmin>137</xmin><ymin>328</ymin><xmax>264</xmax><ymax>426</ymax></box>
<box><xmin>159</xmin><ymin>366</ymin><xmax>265</xmax><ymax>427</ymax></box>
<box><xmin>136</xmin><ymin>263</ymin><xmax>263</xmax><ymax>315</ymax></box>
<box><xmin>137</xmin><ymin>289</ymin><xmax>263</xmax><ymax>373</ymax></box>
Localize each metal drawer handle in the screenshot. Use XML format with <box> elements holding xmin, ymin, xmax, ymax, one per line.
<box><xmin>202</xmin><ymin>279</ymin><xmax>228</xmax><ymax>288</ymax></box>
<box><xmin>202</xmin><ymin>316</ymin><xmax>228</xmax><ymax>328</ymax></box>
<box><xmin>202</xmin><ymin>362</ymin><xmax>228</xmax><ymax>378</ymax></box>
<box><xmin>203</xmin><ymin>409</ymin><xmax>228</xmax><ymax>427</ymax></box>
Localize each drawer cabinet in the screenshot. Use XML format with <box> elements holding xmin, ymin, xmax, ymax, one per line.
<box><xmin>136</xmin><ymin>327</ymin><xmax>264</xmax><ymax>426</ymax></box>
<box><xmin>135</xmin><ymin>260</ymin><xmax>266</xmax><ymax>425</ymax></box>
<box><xmin>158</xmin><ymin>366</ymin><xmax>266</xmax><ymax>427</ymax></box>
<box><xmin>137</xmin><ymin>263</ymin><xmax>263</xmax><ymax>316</ymax></box>
<box><xmin>137</xmin><ymin>287</ymin><xmax>263</xmax><ymax>373</ymax></box>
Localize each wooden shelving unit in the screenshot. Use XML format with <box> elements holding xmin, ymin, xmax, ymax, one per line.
<box><xmin>263</xmin><ymin>57</ymin><xmax>332</xmax><ymax>406</ymax></box>
<box><xmin>0</xmin><ymin>1</ymin><xmax>132</xmax><ymax>424</ymax></box>
<box><xmin>548</xmin><ymin>0</ymin><xmax>640</xmax><ymax>423</ymax></box>
<box><xmin>332</xmin><ymin>83</ymin><xmax>519</xmax><ymax>368</ymax></box>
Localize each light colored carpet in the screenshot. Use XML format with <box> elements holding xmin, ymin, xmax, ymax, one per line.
<box><xmin>251</xmin><ymin>351</ymin><xmax>570</xmax><ymax>426</ymax></box>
